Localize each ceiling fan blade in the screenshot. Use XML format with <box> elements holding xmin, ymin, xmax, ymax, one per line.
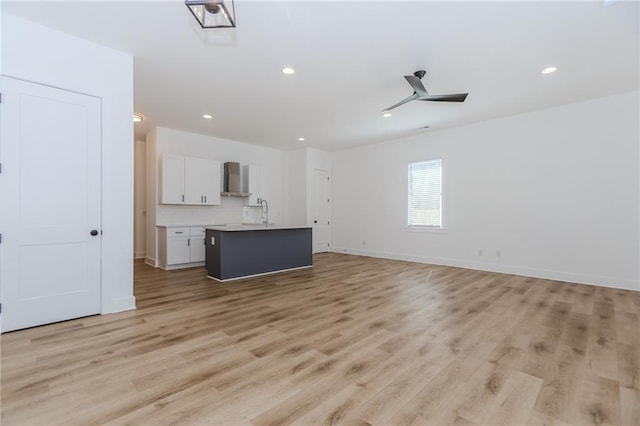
<box><xmin>404</xmin><ymin>75</ymin><xmax>429</xmax><ymax>96</ymax></box>
<box><xmin>418</xmin><ymin>93</ymin><xmax>468</xmax><ymax>102</ymax></box>
<box><xmin>383</xmin><ymin>93</ymin><xmax>419</xmax><ymax>111</ymax></box>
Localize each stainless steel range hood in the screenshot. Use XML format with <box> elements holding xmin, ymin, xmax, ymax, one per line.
<box><xmin>221</xmin><ymin>162</ymin><xmax>250</xmax><ymax>197</ymax></box>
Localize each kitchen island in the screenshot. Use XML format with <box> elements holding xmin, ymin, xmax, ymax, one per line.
<box><xmin>205</xmin><ymin>225</ymin><xmax>313</xmax><ymax>281</ymax></box>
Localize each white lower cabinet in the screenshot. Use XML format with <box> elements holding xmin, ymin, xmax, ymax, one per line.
<box><xmin>188</xmin><ymin>226</ymin><xmax>206</xmax><ymax>262</ymax></box>
<box><xmin>158</xmin><ymin>226</ymin><xmax>207</xmax><ymax>269</ymax></box>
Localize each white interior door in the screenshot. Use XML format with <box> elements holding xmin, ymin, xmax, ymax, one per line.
<box><xmin>0</xmin><ymin>77</ymin><xmax>102</xmax><ymax>332</ymax></box>
<box><xmin>311</xmin><ymin>169</ymin><xmax>331</xmax><ymax>253</ymax></box>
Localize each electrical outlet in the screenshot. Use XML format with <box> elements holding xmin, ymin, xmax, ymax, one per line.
<box><xmin>362</xmin><ymin>240</ymin><xmax>366</xmax><ymax>246</ymax></box>
<box><xmin>496</xmin><ymin>250</ymin><xmax>501</xmax><ymax>258</ymax></box>
<box><xmin>478</xmin><ymin>249</ymin><xmax>483</xmax><ymax>256</ymax></box>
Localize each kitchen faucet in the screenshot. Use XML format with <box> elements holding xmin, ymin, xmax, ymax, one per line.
<box><xmin>258</xmin><ymin>198</ymin><xmax>268</xmax><ymax>227</ymax></box>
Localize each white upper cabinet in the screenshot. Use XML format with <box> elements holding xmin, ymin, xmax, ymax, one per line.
<box><xmin>184</xmin><ymin>157</ymin><xmax>221</xmax><ymax>205</ymax></box>
<box><xmin>243</xmin><ymin>164</ymin><xmax>268</xmax><ymax>206</ymax></box>
<box><xmin>159</xmin><ymin>154</ymin><xmax>186</xmax><ymax>204</ymax></box>
<box><xmin>160</xmin><ymin>154</ymin><xmax>221</xmax><ymax>205</ymax></box>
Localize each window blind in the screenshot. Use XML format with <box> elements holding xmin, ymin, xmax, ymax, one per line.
<box><xmin>408</xmin><ymin>159</ymin><xmax>442</xmax><ymax>227</ymax></box>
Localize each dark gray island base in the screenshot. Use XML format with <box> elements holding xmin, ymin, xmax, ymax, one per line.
<box><xmin>206</xmin><ymin>226</ymin><xmax>313</xmax><ymax>281</ymax></box>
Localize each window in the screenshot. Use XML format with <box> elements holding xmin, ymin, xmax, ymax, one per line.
<box><xmin>408</xmin><ymin>159</ymin><xmax>442</xmax><ymax>228</ymax></box>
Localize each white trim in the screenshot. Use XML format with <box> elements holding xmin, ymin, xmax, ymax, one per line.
<box><xmin>403</xmin><ymin>226</ymin><xmax>446</xmax><ymax>233</ymax></box>
<box><xmin>144</xmin><ymin>256</ymin><xmax>156</xmax><ymax>268</ymax></box>
<box><xmin>134</xmin><ymin>251</ymin><xmax>146</xmax><ymax>259</ymax></box>
<box><xmin>207</xmin><ymin>265</ymin><xmax>313</xmax><ymax>282</ymax></box>
<box><xmin>160</xmin><ymin>261</ymin><xmax>205</xmax><ymax>271</ymax></box>
<box><xmin>101</xmin><ymin>296</ymin><xmax>136</xmax><ymax>314</ymax></box>
<box><xmin>330</xmin><ymin>246</ymin><xmax>640</xmax><ymax>292</ymax></box>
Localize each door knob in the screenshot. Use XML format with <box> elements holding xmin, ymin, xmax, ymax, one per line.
<box><xmin>90</xmin><ymin>230</ymin><xmax>99</xmax><ymax>236</ymax></box>
<box><xmin>314</xmin><ymin>220</ymin><xmax>318</xmax><ymax>224</ymax></box>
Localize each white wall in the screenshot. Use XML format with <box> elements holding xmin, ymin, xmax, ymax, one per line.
<box><xmin>332</xmin><ymin>91</ymin><xmax>640</xmax><ymax>291</ymax></box>
<box><xmin>284</xmin><ymin>148</ymin><xmax>308</xmax><ymax>226</ymax></box>
<box><xmin>2</xmin><ymin>13</ymin><xmax>136</xmax><ymax>312</ymax></box>
<box><xmin>134</xmin><ymin>140</ymin><xmax>146</xmax><ymax>259</ymax></box>
<box><xmin>145</xmin><ymin>127</ymin><xmax>285</xmax><ymax>266</ymax></box>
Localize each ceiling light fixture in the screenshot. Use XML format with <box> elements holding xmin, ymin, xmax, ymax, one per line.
<box><xmin>541</xmin><ymin>66</ymin><xmax>558</xmax><ymax>74</ymax></box>
<box><xmin>298</xmin><ymin>137</ymin><xmax>305</xmax><ymax>142</ymax></box>
<box><xmin>185</xmin><ymin>0</ymin><xmax>236</xmax><ymax>28</ymax></box>
<box><xmin>202</xmin><ymin>114</ymin><xmax>213</xmax><ymax>119</ymax></box>
<box><xmin>133</xmin><ymin>114</ymin><xmax>143</xmax><ymax>123</ymax></box>
<box><xmin>282</xmin><ymin>67</ymin><xmax>296</xmax><ymax>75</ymax></box>
<box><xmin>383</xmin><ymin>112</ymin><xmax>392</xmax><ymax>118</ymax></box>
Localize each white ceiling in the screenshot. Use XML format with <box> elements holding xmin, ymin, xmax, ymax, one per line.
<box><xmin>3</xmin><ymin>1</ymin><xmax>639</xmax><ymax>151</ymax></box>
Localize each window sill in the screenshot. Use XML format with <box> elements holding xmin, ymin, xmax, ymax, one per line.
<box><xmin>404</xmin><ymin>226</ymin><xmax>445</xmax><ymax>233</ymax></box>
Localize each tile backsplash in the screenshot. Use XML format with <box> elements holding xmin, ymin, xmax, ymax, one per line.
<box><xmin>242</xmin><ymin>206</ymin><xmax>264</xmax><ymax>224</ymax></box>
<box><xmin>157</xmin><ymin>196</ymin><xmax>245</xmax><ymax>226</ymax></box>
<box><xmin>156</xmin><ymin>197</ymin><xmax>266</xmax><ymax>226</ymax></box>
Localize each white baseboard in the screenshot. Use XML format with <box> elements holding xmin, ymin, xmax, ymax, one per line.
<box><xmin>102</xmin><ymin>296</ymin><xmax>136</xmax><ymax>314</ymax></box>
<box><xmin>144</xmin><ymin>256</ymin><xmax>156</xmax><ymax>268</ymax></box>
<box><xmin>330</xmin><ymin>246</ymin><xmax>640</xmax><ymax>292</ymax></box>
<box><xmin>134</xmin><ymin>251</ymin><xmax>146</xmax><ymax>259</ymax></box>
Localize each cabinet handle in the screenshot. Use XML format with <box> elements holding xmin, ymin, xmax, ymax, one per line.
<box><xmin>182</xmin><ymin>194</ymin><xmax>184</xmax><ymax>202</ymax></box>
<box><xmin>204</xmin><ymin>196</ymin><xmax>207</xmax><ymax>203</ymax></box>
<box><xmin>175</xmin><ymin>231</ymin><xmax>184</xmax><ymax>234</ymax></box>
<box><xmin>188</xmin><ymin>238</ymin><xmax>190</xmax><ymax>247</ymax></box>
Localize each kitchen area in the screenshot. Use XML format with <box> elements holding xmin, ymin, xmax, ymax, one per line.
<box><xmin>138</xmin><ymin>126</ymin><xmax>326</xmax><ymax>282</ymax></box>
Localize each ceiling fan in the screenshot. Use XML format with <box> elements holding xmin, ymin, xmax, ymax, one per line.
<box><xmin>383</xmin><ymin>70</ymin><xmax>468</xmax><ymax>112</ymax></box>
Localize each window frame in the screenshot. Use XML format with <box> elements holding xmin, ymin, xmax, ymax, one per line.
<box><xmin>407</xmin><ymin>158</ymin><xmax>444</xmax><ymax>230</ymax></box>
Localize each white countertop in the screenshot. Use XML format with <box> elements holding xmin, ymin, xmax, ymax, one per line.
<box><xmin>206</xmin><ymin>225</ymin><xmax>311</xmax><ymax>232</ymax></box>
<box><xmin>157</xmin><ymin>224</ymin><xmax>224</xmax><ymax>228</ymax></box>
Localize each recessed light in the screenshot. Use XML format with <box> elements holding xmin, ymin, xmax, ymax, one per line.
<box><xmin>541</xmin><ymin>66</ymin><xmax>558</xmax><ymax>74</ymax></box>
<box><xmin>383</xmin><ymin>112</ymin><xmax>392</xmax><ymax>118</ymax></box>
<box><xmin>282</xmin><ymin>67</ymin><xmax>296</xmax><ymax>75</ymax></box>
<box><xmin>298</xmin><ymin>137</ymin><xmax>305</xmax><ymax>142</ymax></box>
<box><xmin>202</xmin><ymin>114</ymin><xmax>213</xmax><ymax>119</ymax></box>
<box><xmin>133</xmin><ymin>114</ymin><xmax>143</xmax><ymax>123</ymax></box>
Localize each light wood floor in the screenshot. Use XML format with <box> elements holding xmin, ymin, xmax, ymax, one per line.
<box><xmin>2</xmin><ymin>253</ymin><xmax>639</xmax><ymax>425</ymax></box>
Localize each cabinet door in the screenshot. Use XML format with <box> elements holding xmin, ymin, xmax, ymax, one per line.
<box><xmin>189</xmin><ymin>226</ymin><xmax>206</xmax><ymax>262</ymax></box>
<box><xmin>190</xmin><ymin>235</ymin><xmax>206</xmax><ymax>262</ymax></box>
<box><xmin>160</xmin><ymin>154</ymin><xmax>185</xmax><ymax>204</ymax></box>
<box><xmin>166</xmin><ymin>237</ymin><xmax>190</xmax><ymax>265</ymax></box>
<box><xmin>184</xmin><ymin>157</ymin><xmax>205</xmax><ymax>204</ymax></box>
<box><xmin>245</xmin><ymin>164</ymin><xmax>267</xmax><ymax>205</ymax></box>
<box><xmin>201</xmin><ymin>159</ymin><xmax>221</xmax><ymax>205</ymax></box>
<box><xmin>258</xmin><ymin>166</ymin><xmax>268</xmax><ymax>203</ymax></box>
<box><xmin>184</xmin><ymin>157</ymin><xmax>221</xmax><ymax>205</ymax></box>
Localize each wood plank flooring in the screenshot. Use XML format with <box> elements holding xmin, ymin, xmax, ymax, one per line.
<box><xmin>1</xmin><ymin>253</ymin><xmax>639</xmax><ymax>425</ymax></box>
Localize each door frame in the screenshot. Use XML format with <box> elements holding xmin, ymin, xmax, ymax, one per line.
<box><xmin>310</xmin><ymin>167</ymin><xmax>332</xmax><ymax>253</ymax></box>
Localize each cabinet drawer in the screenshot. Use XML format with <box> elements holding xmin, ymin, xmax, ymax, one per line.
<box><xmin>167</xmin><ymin>227</ymin><xmax>190</xmax><ymax>237</ymax></box>
<box><xmin>189</xmin><ymin>226</ymin><xmax>206</xmax><ymax>236</ymax></box>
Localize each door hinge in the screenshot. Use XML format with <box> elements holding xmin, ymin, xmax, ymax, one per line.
<box><xmin>0</xmin><ymin>303</ymin><xmax>2</xmax><ymax>314</ymax></box>
<box><xmin>0</xmin><ymin>163</ymin><xmax>2</xmax><ymax>173</ymax></box>
<box><xmin>0</xmin><ymin>233</ymin><xmax>2</xmax><ymax>244</ymax></box>
<box><xmin>0</xmin><ymin>92</ymin><xmax>2</xmax><ymax>104</ymax></box>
